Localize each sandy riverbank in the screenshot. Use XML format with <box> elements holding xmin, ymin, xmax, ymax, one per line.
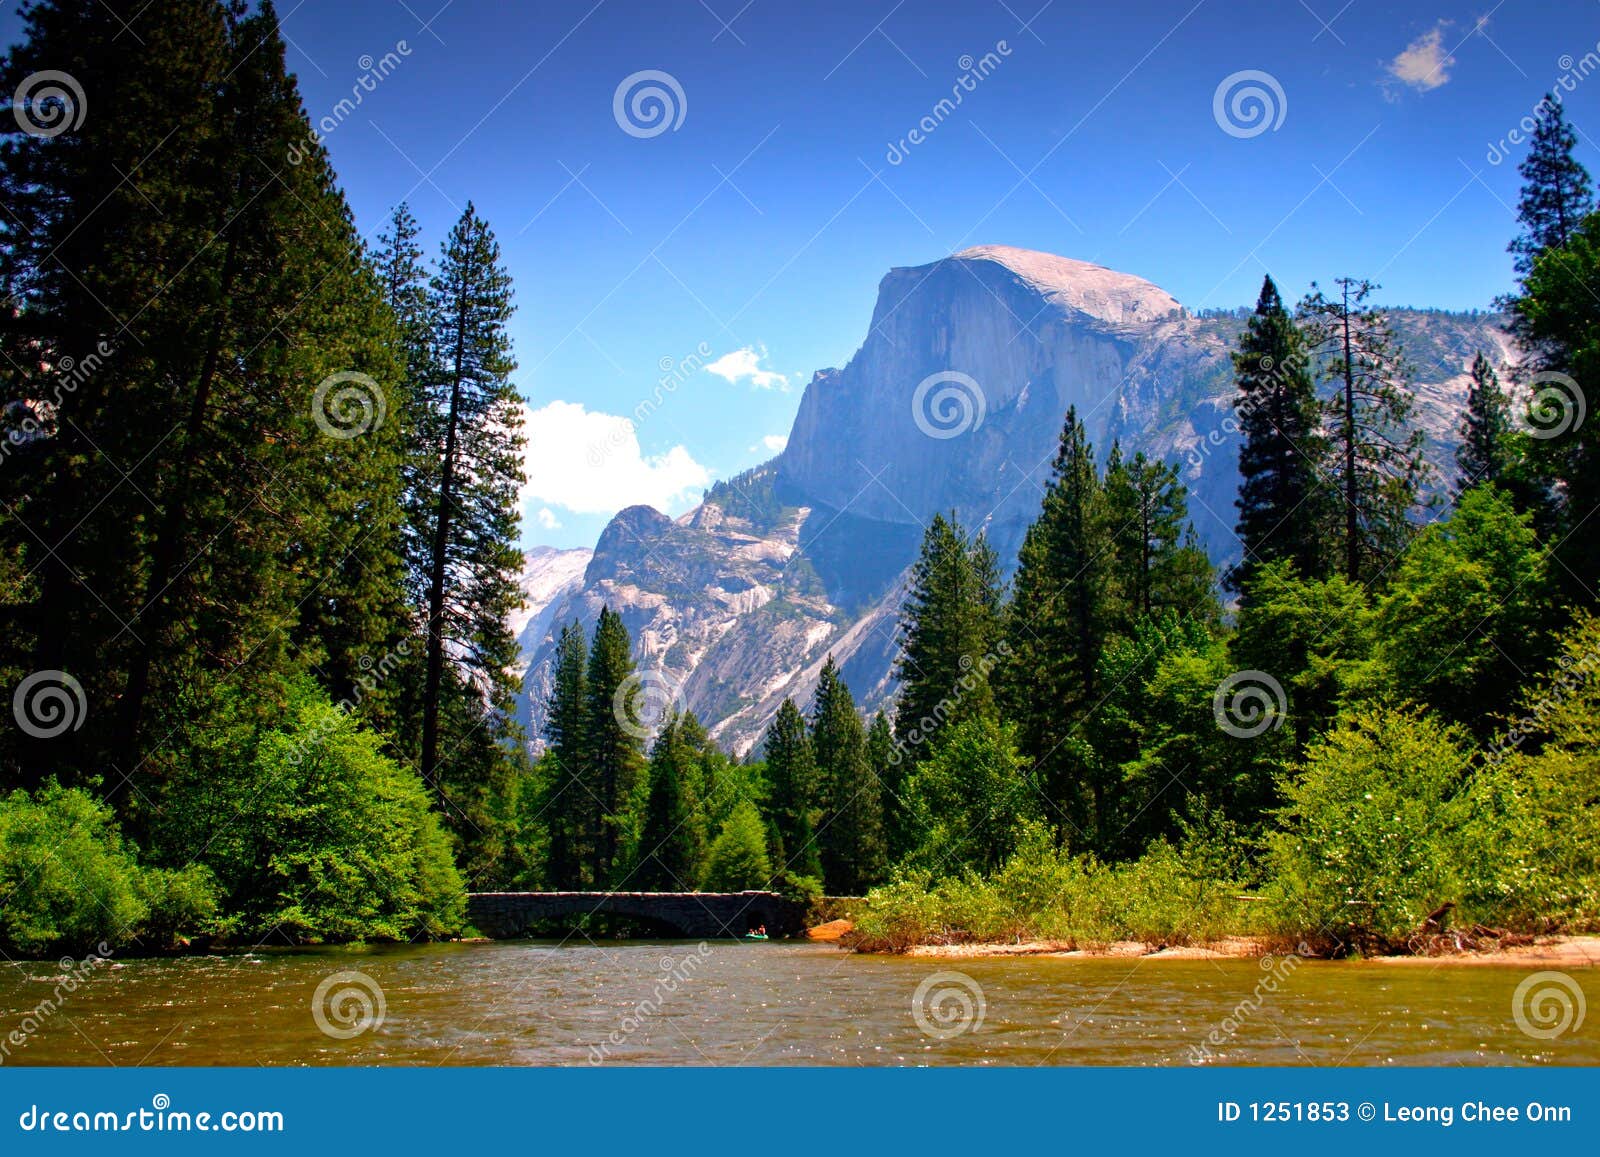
<box><xmin>886</xmin><ymin>933</ymin><xmax>1600</xmax><ymax>966</ymax></box>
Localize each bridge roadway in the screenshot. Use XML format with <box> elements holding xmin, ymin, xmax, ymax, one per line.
<box><xmin>465</xmin><ymin>890</ymin><xmax>808</xmax><ymax>939</ymax></box>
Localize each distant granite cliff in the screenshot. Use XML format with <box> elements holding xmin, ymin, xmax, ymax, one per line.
<box><xmin>516</xmin><ymin>245</ymin><xmax>1512</xmax><ymax>754</ymax></box>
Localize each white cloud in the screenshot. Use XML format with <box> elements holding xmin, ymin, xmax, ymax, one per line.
<box><xmin>534</xmin><ymin>507</ymin><xmax>562</xmax><ymax>530</ymax></box>
<box><xmin>761</xmin><ymin>434</ymin><xmax>788</xmax><ymax>453</ymax></box>
<box><xmin>1388</xmin><ymin>23</ymin><xmax>1454</xmax><ymax>91</ymax></box>
<box><xmin>520</xmin><ymin>400</ymin><xmax>711</xmax><ymax>519</ymax></box>
<box><xmin>705</xmin><ymin>345</ymin><xmax>788</xmax><ymax>390</ymax></box>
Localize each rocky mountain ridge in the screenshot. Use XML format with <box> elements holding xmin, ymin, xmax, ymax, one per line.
<box><xmin>516</xmin><ymin>246</ymin><xmax>1512</xmax><ymax>755</ymax></box>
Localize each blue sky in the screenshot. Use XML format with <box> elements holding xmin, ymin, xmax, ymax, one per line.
<box><xmin>13</xmin><ymin>0</ymin><xmax>1594</xmax><ymax>549</ymax></box>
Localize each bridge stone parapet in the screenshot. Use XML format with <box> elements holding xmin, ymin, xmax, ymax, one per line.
<box><xmin>465</xmin><ymin>890</ymin><xmax>807</xmax><ymax>939</ymax></box>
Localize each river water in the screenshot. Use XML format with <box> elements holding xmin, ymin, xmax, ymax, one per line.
<box><xmin>1</xmin><ymin>941</ymin><xmax>1595</xmax><ymax>1066</ymax></box>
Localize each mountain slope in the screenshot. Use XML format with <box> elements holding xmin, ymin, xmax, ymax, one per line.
<box><xmin>518</xmin><ymin>247</ymin><xmax>1509</xmax><ymax>754</ymax></box>
<box><xmin>510</xmin><ymin>545</ymin><xmax>592</xmax><ymax>737</ymax></box>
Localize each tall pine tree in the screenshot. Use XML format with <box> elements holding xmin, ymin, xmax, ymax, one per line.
<box><xmin>1002</xmin><ymin>407</ymin><xmax>1114</xmax><ymax>838</ymax></box>
<box><xmin>1102</xmin><ymin>443</ymin><xmax>1215</xmax><ymax>625</ymax></box>
<box><xmin>633</xmin><ymin>712</ymin><xmax>701</xmax><ymax>890</ymax></box>
<box><xmin>1455</xmin><ymin>352</ymin><xmax>1518</xmax><ymax>496</ymax></box>
<box><xmin>1509</xmin><ymin>95</ymin><xmax>1594</xmax><ymax>278</ymax></box>
<box><xmin>416</xmin><ymin>203</ymin><xmax>527</xmax><ymax>827</ymax></box>
<box><xmin>583</xmin><ymin>606</ymin><xmax>645</xmax><ymax>883</ymax></box>
<box><xmin>867</xmin><ymin>710</ymin><xmax>915</xmax><ymax>863</ymax></box>
<box><xmin>0</xmin><ymin>1</ymin><xmax>411</xmax><ymax>792</ymax></box>
<box><xmin>1230</xmin><ymin>275</ymin><xmax>1328</xmax><ymax>590</ymax></box>
<box><xmin>1510</xmin><ymin>213</ymin><xmax>1600</xmax><ymax>600</ymax></box>
<box><xmin>372</xmin><ymin>202</ymin><xmax>439</xmax><ymax>610</ymax></box>
<box><xmin>1298</xmin><ymin>278</ymin><xmax>1429</xmax><ymax>584</ymax></box>
<box><xmin>1502</xmin><ymin>96</ymin><xmax>1599</xmax><ymax>595</ymax></box>
<box><xmin>809</xmin><ymin>657</ymin><xmax>885</xmax><ymax>893</ymax></box>
<box><xmin>893</xmin><ymin>512</ymin><xmax>1003</xmax><ymax>755</ymax></box>
<box><xmin>762</xmin><ymin>698</ymin><xmax>822</xmax><ymax>882</ymax></box>
<box><xmin>541</xmin><ymin>620</ymin><xmax>590</xmax><ymax>887</ymax></box>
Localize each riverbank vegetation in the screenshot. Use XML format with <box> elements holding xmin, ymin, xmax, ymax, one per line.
<box><xmin>2</xmin><ymin>1</ymin><xmax>1597</xmax><ymax>961</ymax></box>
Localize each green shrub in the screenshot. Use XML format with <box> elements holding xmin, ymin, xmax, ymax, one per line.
<box><xmin>701</xmin><ymin>801</ymin><xmax>772</xmax><ymax>891</ymax></box>
<box><xmin>1263</xmin><ymin>707</ymin><xmax>1483</xmax><ymax>946</ymax></box>
<box><xmin>850</xmin><ymin>869</ymin><xmax>945</xmax><ymax>951</ymax></box>
<box><xmin>1485</xmin><ymin>612</ymin><xmax>1600</xmax><ymax>928</ymax></box>
<box><xmin>152</xmin><ymin>678</ymin><xmax>465</xmax><ymax>942</ymax></box>
<box><xmin>135</xmin><ymin>863</ymin><xmax>223</xmax><ymax>946</ymax></box>
<box><xmin>851</xmin><ymin>822</ymin><xmax>1246</xmax><ymax>950</ymax></box>
<box><xmin>0</xmin><ymin>782</ymin><xmax>217</xmax><ymax>955</ymax></box>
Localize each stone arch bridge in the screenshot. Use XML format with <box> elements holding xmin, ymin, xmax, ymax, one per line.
<box><xmin>466</xmin><ymin>891</ymin><xmax>807</xmax><ymax>939</ymax></box>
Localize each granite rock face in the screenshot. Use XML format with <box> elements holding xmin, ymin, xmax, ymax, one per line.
<box><xmin>515</xmin><ymin>247</ymin><xmax>1511</xmax><ymax>755</ymax></box>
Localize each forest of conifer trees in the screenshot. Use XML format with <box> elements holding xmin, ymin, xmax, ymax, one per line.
<box><xmin>2</xmin><ymin>0</ymin><xmax>1599</xmax><ymax>960</ymax></box>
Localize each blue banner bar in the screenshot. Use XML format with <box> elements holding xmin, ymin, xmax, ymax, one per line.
<box><xmin>1</xmin><ymin>1068</ymin><xmax>1594</xmax><ymax>1153</ymax></box>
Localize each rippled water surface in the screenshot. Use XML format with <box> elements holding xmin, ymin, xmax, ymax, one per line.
<box><xmin>2</xmin><ymin>942</ymin><xmax>1596</xmax><ymax>1066</ymax></box>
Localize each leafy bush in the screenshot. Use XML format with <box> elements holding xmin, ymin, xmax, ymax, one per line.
<box><xmin>152</xmin><ymin>678</ymin><xmax>465</xmax><ymax>942</ymax></box>
<box><xmin>0</xmin><ymin>782</ymin><xmax>217</xmax><ymax>955</ymax></box>
<box><xmin>851</xmin><ymin>822</ymin><xmax>1246</xmax><ymax>951</ymax></box>
<box><xmin>135</xmin><ymin>862</ymin><xmax>223</xmax><ymax>948</ymax></box>
<box><xmin>1485</xmin><ymin>613</ymin><xmax>1600</xmax><ymax>928</ymax></box>
<box><xmin>1232</xmin><ymin>560</ymin><xmax>1378</xmax><ymax>744</ymax></box>
<box><xmin>1263</xmin><ymin>707</ymin><xmax>1487</xmax><ymax>946</ymax></box>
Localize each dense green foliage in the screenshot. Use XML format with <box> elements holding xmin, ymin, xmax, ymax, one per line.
<box><xmin>151</xmin><ymin>679</ymin><xmax>466</xmax><ymax>943</ymax></box>
<box><xmin>0</xmin><ymin>1</ymin><xmax>520</xmax><ymax>952</ymax></box>
<box><xmin>864</xmin><ymin>102</ymin><xmax>1600</xmax><ymax>951</ymax></box>
<box><xmin>1</xmin><ymin>783</ymin><xmax>217</xmax><ymax>955</ymax></box>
